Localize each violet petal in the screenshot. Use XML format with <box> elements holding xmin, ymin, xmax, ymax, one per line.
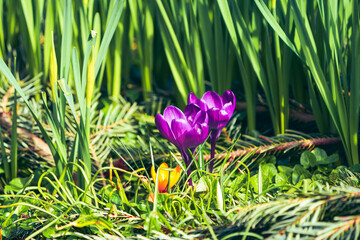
<box><xmin>183</xmin><ymin>123</ymin><xmax>208</xmax><ymax>149</ymax></box>
<box><xmin>202</xmin><ymin>91</ymin><xmax>222</xmax><ymax>109</ymax></box>
<box><xmin>171</xmin><ymin>119</ymin><xmax>192</xmax><ymax>149</ymax></box>
<box><xmin>163</xmin><ymin>106</ymin><xmax>186</xmax><ymax>122</ymax></box>
<box><xmin>221</xmin><ymin>90</ymin><xmax>236</xmax><ymax>113</ymax></box>
<box><xmin>193</xmin><ymin>109</ymin><xmax>208</xmax><ymax>125</ymax></box>
<box><xmin>198</xmin><ymin>98</ymin><xmax>209</xmax><ymax>111</ymax></box>
<box><xmin>207</xmin><ymin>108</ymin><xmax>221</xmax><ymax>130</ymax></box>
<box><xmin>155</xmin><ymin>114</ymin><xmax>177</xmax><ymax>145</ymax></box>
<box><xmin>188</xmin><ymin>92</ymin><xmax>199</xmax><ymax>105</ymax></box>
<box><xmin>184</xmin><ymin>104</ymin><xmax>201</xmax><ymax>124</ymax></box>
<box><xmin>218</xmin><ymin>109</ymin><xmax>231</xmax><ymax>129</ymax></box>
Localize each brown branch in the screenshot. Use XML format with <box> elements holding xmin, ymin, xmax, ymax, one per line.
<box><xmin>89</xmin><ymin>142</ymin><xmax>106</xmax><ymax>186</ymax></box>
<box><xmin>203</xmin><ymin>137</ymin><xmax>342</xmax><ymax>161</ymax></box>
<box><xmin>40</xmin><ymin>122</ymin><xmax>76</xmax><ymax>138</ymax></box>
<box><xmin>90</xmin><ymin>119</ymin><xmax>128</xmax><ymax>139</ymax></box>
<box><xmin>1</xmin><ymin>86</ymin><xmax>14</xmax><ymax>112</ymax></box>
<box><xmin>111</xmin><ymin>137</ymin><xmax>342</xmax><ymax>167</ymax></box>
<box><xmin>40</xmin><ymin>118</ymin><xmax>129</xmax><ymax>140</ymax></box>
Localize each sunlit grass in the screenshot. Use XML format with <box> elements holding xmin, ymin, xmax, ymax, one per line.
<box><xmin>0</xmin><ymin>0</ymin><xmax>360</xmax><ymax>239</ymax></box>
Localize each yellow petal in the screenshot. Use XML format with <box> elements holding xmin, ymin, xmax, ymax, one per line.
<box><xmin>151</xmin><ymin>165</ymin><xmax>156</xmax><ymax>184</ymax></box>
<box><xmin>169</xmin><ymin>165</ymin><xmax>181</xmax><ymax>189</ymax></box>
<box><xmin>158</xmin><ymin>163</ymin><xmax>170</xmax><ymax>193</ymax></box>
<box><xmin>151</xmin><ymin>163</ymin><xmax>169</xmax><ymax>193</ymax></box>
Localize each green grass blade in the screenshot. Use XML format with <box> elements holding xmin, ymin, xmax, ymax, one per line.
<box><xmin>129</xmin><ymin>0</ymin><xmax>155</xmax><ymax>100</ymax></box>
<box><xmin>349</xmin><ymin>0</ymin><xmax>360</xmax><ymax>165</ymax></box>
<box><xmin>254</xmin><ymin>0</ymin><xmax>303</xmax><ymax>61</ymax></box>
<box><xmin>19</xmin><ymin>0</ymin><xmax>41</xmax><ymax>79</ymax></box>
<box><xmin>0</xmin><ymin>125</ymin><xmax>10</xmax><ymax>182</ymax></box>
<box><xmin>57</xmin><ymin>77</ymin><xmax>91</xmax><ymax>186</ymax></box>
<box><xmin>198</xmin><ymin>0</ymin><xmax>215</xmax><ymax>89</ymax></box>
<box><xmin>81</xmin><ymin>32</ymin><xmax>97</xmax><ymax>110</ymax></box>
<box><xmin>0</xmin><ymin>0</ymin><xmax>4</xmax><ymax>59</ymax></box>
<box><xmin>41</xmin><ymin>93</ymin><xmax>68</xmax><ymax>169</ymax></box>
<box><xmin>110</xmin><ymin>24</ymin><xmax>122</xmax><ymax>98</ymax></box>
<box><xmin>0</xmin><ymin>57</ymin><xmax>67</xmax><ymax>176</ymax></box>
<box><xmin>94</xmin><ymin>0</ymin><xmax>124</xmax><ymax>78</ymax></box>
<box><xmin>72</xmin><ymin>48</ymin><xmax>85</xmax><ymax>118</ymax></box>
<box><xmin>217</xmin><ymin>0</ymin><xmax>257</xmax><ymax>131</ymax></box>
<box><xmin>20</xmin><ymin>0</ymin><xmax>36</xmax><ymax>53</ymax></box>
<box><xmin>60</xmin><ymin>0</ymin><xmax>72</xmax><ymax>80</ymax></box>
<box><xmin>10</xmin><ymin>90</ymin><xmax>17</xmax><ymax>179</ymax></box>
<box><xmin>157</xmin><ymin>17</ymin><xmax>188</xmax><ymax>103</ymax></box>
<box><xmin>93</xmin><ymin>12</ymin><xmax>101</xmax><ymax>57</ymax></box>
<box><xmin>43</xmin><ymin>0</ymin><xmax>55</xmax><ymax>83</ymax></box>
<box><xmin>0</xmin><ymin>127</ymin><xmax>10</xmax><ymax>183</ymax></box>
<box><xmin>188</xmin><ymin>3</ymin><xmax>204</xmax><ymax>95</ymax></box>
<box><xmin>291</xmin><ymin>0</ymin><xmax>340</xmax><ymax>134</ymax></box>
<box><xmin>156</xmin><ymin>0</ymin><xmax>195</xmax><ymax>104</ymax></box>
<box><xmin>290</xmin><ymin>0</ymin><xmax>355</xmax><ymax>165</ymax></box>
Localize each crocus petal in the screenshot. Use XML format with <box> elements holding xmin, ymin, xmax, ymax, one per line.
<box><xmin>183</xmin><ymin>129</ymin><xmax>200</xmax><ymax>150</ymax></box>
<box><xmin>199</xmin><ymin>123</ymin><xmax>210</xmax><ymax>143</ymax></box>
<box><xmin>221</xmin><ymin>90</ymin><xmax>236</xmax><ymax>113</ymax></box>
<box><xmin>207</xmin><ymin>108</ymin><xmax>221</xmax><ymax>130</ymax></box>
<box><xmin>218</xmin><ymin>100</ymin><xmax>236</xmax><ymax>129</ymax></box>
<box><xmin>169</xmin><ymin>165</ymin><xmax>181</xmax><ymax>189</ymax></box>
<box><xmin>198</xmin><ymin>98</ymin><xmax>209</xmax><ymax>111</ymax></box>
<box><xmin>188</xmin><ymin>92</ymin><xmax>199</xmax><ymax>105</ymax></box>
<box><xmin>158</xmin><ymin>164</ymin><xmax>170</xmax><ymax>193</ymax></box>
<box><xmin>171</xmin><ymin>119</ymin><xmax>192</xmax><ymax>149</ymax></box>
<box><xmin>184</xmin><ymin>104</ymin><xmax>201</xmax><ymax>124</ymax></box>
<box><xmin>202</xmin><ymin>91</ymin><xmax>222</xmax><ymax>110</ymax></box>
<box><xmin>151</xmin><ymin>165</ymin><xmax>157</xmax><ymax>187</ymax></box>
<box><xmin>222</xmin><ymin>102</ymin><xmax>235</xmax><ymax>115</ymax></box>
<box><xmin>192</xmin><ymin>109</ymin><xmax>208</xmax><ymax>125</ymax></box>
<box><xmin>183</xmin><ymin>123</ymin><xmax>209</xmax><ymax>149</ymax></box>
<box><xmin>218</xmin><ymin>109</ymin><xmax>231</xmax><ymax>129</ymax></box>
<box><xmin>151</xmin><ymin>163</ymin><xmax>169</xmax><ymax>193</ymax></box>
<box><xmin>163</xmin><ymin>106</ymin><xmax>186</xmax><ymax>122</ymax></box>
<box><xmin>155</xmin><ymin>114</ymin><xmax>176</xmax><ymax>145</ymax></box>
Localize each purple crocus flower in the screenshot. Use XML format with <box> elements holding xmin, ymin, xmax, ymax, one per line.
<box><xmin>155</xmin><ymin>105</ymin><xmax>209</xmax><ymax>186</ymax></box>
<box><xmin>188</xmin><ymin>91</ymin><xmax>236</xmax><ymax>172</ymax></box>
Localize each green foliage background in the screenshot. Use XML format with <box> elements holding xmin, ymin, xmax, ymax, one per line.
<box><xmin>0</xmin><ymin>0</ymin><xmax>360</xmax><ymax>239</ymax></box>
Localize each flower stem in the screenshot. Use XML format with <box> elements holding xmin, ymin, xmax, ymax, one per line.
<box><xmin>209</xmin><ymin>130</ymin><xmax>220</xmax><ymax>173</ymax></box>
<box><xmin>187</xmin><ymin>167</ymin><xmax>193</xmax><ymax>186</ymax></box>
<box><xmin>181</xmin><ymin>149</ymin><xmax>194</xmax><ymax>186</ymax></box>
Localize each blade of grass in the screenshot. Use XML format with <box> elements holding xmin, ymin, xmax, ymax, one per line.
<box><xmin>60</xmin><ymin>0</ymin><xmax>72</xmax><ymax>81</ymax></box>
<box><xmin>0</xmin><ymin>127</ymin><xmax>10</xmax><ymax>182</ymax></box>
<box><xmin>156</xmin><ymin>0</ymin><xmax>204</xmax><ymax>105</ymax></box>
<box><xmin>349</xmin><ymin>0</ymin><xmax>360</xmax><ymax>165</ymax></box>
<box><xmin>0</xmin><ymin>0</ymin><xmax>4</xmax><ymax>59</ymax></box>
<box><xmin>72</xmin><ymin>48</ymin><xmax>85</xmax><ymax>118</ymax></box>
<box><xmin>254</xmin><ymin>0</ymin><xmax>302</xmax><ymax>61</ymax></box>
<box><xmin>0</xmin><ymin>61</ymin><xmax>67</xmax><ymax>178</ymax></box>
<box><xmin>110</xmin><ymin>24</ymin><xmax>122</xmax><ymax>99</ymax></box>
<box><xmin>20</xmin><ymin>0</ymin><xmax>39</xmax><ymax>74</ymax></box>
<box><xmin>94</xmin><ymin>0</ymin><xmax>124</xmax><ymax>78</ymax></box>
<box><xmin>217</xmin><ymin>0</ymin><xmax>257</xmax><ymax>132</ymax></box>
<box><xmin>10</xmin><ymin>88</ymin><xmax>17</xmax><ymax>179</ymax></box>
<box><xmin>290</xmin><ymin>0</ymin><xmax>356</xmax><ymax>165</ymax></box>
<box><xmin>43</xmin><ymin>0</ymin><xmax>55</xmax><ymax>83</ymax></box>
<box><xmin>129</xmin><ymin>0</ymin><xmax>155</xmax><ymax>100</ymax></box>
